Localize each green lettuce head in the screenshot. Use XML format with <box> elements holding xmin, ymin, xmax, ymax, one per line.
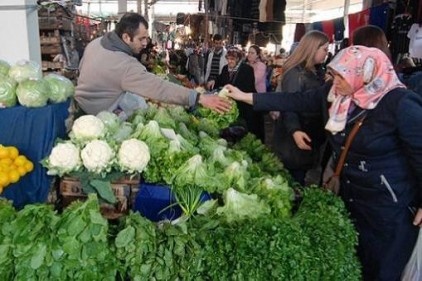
<box><xmin>44</xmin><ymin>73</ymin><xmax>74</xmax><ymax>103</ymax></box>
<box><xmin>8</xmin><ymin>60</ymin><xmax>42</xmax><ymax>83</ymax></box>
<box><xmin>16</xmin><ymin>78</ymin><xmax>50</xmax><ymax>107</ymax></box>
<box><xmin>0</xmin><ymin>75</ymin><xmax>17</xmax><ymax>107</ymax></box>
<box><xmin>0</xmin><ymin>60</ymin><xmax>10</xmax><ymax>76</ymax></box>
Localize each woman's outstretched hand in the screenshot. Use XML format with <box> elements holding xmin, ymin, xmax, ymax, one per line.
<box><xmin>225</xmin><ymin>85</ymin><xmax>254</xmax><ymax>105</ymax></box>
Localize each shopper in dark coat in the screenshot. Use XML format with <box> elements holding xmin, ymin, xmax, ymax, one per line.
<box><xmin>225</xmin><ymin>46</ymin><xmax>422</xmax><ymax>281</ymax></box>
<box><xmin>214</xmin><ymin>47</ymin><xmax>265</xmax><ymax>142</ymax></box>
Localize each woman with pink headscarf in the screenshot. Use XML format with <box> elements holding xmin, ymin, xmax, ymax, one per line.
<box><xmin>224</xmin><ymin>45</ymin><xmax>422</xmax><ymax>281</ymax></box>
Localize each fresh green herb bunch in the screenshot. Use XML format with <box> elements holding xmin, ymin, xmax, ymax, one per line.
<box><xmin>295</xmin><ymin>188</ymin><xmax>362</xmax><ymax>280</ymax></box>
<box><xmin>115</xmin><ymin>211</ymin><xmax>157</xmax><ymax>280</ymax></box>
<box><xmin>11</xmin><ymin>204</ymin><xmax>59</xmax><ymax>280</ymax></box>
<box><xmin>52</xmin><ymin>194</ymin><xmax>118</xmax><ymax>280</ymax></box>
<box><xmin>0</xmin><ymin>200</ymin><xmax>17</xmax><ymax>279</ymax></box>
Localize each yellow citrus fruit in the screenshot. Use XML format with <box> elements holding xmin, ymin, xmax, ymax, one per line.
<box><xmin>0</xmin><ymin>147</ymin><xmax>9</xmax><ymax>159</ymax></box>
<box><xmin>24</xmin><ymin>161</ymin><xmax>34</xmax><ymax>173</ymax></box>
<box><xmin>0</xmin><ymin>158</ymin><xmax>12</xmax><ymax>166</ymax></box>
<box><xmin>0</xmin><ymin>172</ymin><xmax>10</xmax><ymax>187</ymax></box>
<box><xmin>0</xmin><ymin>164</ymin><xmax>9</xmax><ymax>172</ymax></box>
<box><xmin>14</xmin><ymin>155</ymin><xmax>27</xmax><ymax>167</ymax></box>
<box><xmin>8</xmin><ymin>170</ymin><xmax>20</xmax><ymax>184</ymax></box>
<box><xmin>17</xmin><ymin>166</ymin><xmax>27</xmax><ymax>177</ymax></box>
<box><xmin>7</xmin><ymin>147</ymin><xmax>19</xmax><ymax>160</ymax></box>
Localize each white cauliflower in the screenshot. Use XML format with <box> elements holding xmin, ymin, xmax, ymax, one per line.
<box><xmin>70</xmin><ymin>115</ymin><xmax>106</xmax><ymax>143</ymax></box>
<box><xmin>118</xmin><ymin>139</ymin><xmax>150</xmax><ymax>173</ymax></box>
<box><xmin>81</xmin><ymin>140</ymin><xmax>114</xmax><ymax>174</ymax></box>
<box><xmin>46</xmin><ymin>142</ymin><xmax>81</xmax><ymax>176</ymax></box>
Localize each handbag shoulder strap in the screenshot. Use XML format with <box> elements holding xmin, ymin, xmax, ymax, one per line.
<box><xmin>334</xmin><ymin>115</ymin><xmax>366</xmax><ymax>176</ymax></box>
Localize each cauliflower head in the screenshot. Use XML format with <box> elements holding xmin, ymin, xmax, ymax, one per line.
<box><xmin>118</xmin><ymin>139</ymin><xmax>150</xmax><ymax>173</ymax></box>
<box><xmin>47</xmin><ymin>142</ymin><xmax>81</xmax><ymax>176</ymax></box>
<box><xmin>81</xmin><ymin>140</ymin><xmax>114</xmax><ymax>174</ymax></box>
<box><xmin>70</xmin><ymin>115</ymin><xmax>106</xmax><ymax>143</ymax></box>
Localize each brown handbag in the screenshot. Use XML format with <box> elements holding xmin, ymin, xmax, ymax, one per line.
<box><xmin>323</xmin><ymin>115</ymin><xmax>366</xmax><ymax>194</ymax></box>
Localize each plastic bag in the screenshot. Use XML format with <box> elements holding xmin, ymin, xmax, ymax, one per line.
<box><xmin>402</xmin><ymin>229</ymin><xmax>422</xmax><ymax>281</ymax></box>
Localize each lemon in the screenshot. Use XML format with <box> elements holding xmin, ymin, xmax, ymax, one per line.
<box><xmin>0</xmin><ymin>172</ymin><xmax>10</xmax><ymax>187</ymax></box>
<box><xmin>7</xmin><ymin>147</ymin><xmax>19</xmax><ymax>160</ymax></box>
<box><xmin>0</xmin><ymin>146</ymin><xmax>9</xmax><ymax>159</ymax></box>
<box><xmin>0</xmin><ymin>158</ymin><xmax>12</xmax><ymax>166</ymax></box>
<box><xmin>24</xmin><ymin>161</ymin><xmax>34</xmax><ymax>173</ymax></box>
<box><xmin>8</xmin><ymin>170</ymin><xmax>20</xmax><ymax>184</ymax></box>
<box><xmin>17</xmin><ymin>166</ymin><xmax>27</xmax><ymax>177</ymax></box>
<box><xmin>14</xmin><ymin>155</ymin><xmax>27</xmax><ymax>167</ymax></box>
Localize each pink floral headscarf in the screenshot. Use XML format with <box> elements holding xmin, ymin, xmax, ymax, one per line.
<box><xmin>325</xmin><ymin>45</ymin><xmax>405</xmax><ymax>134</ymax></box>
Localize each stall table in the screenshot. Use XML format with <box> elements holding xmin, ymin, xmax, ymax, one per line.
<box><xmin>0</xmin><ymin>100</ymin><xmax>70</xmax><ymax>208</ymax></box>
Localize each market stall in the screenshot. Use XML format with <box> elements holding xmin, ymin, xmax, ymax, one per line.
<box><xmin>0</xmin><ymin>100</ymin><xmax>69</xmax><ymax>208</ymax></box>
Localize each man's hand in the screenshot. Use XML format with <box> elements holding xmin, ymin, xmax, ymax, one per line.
<box><xmin>199</xmin><ymin>94</ymin><xmax>231</xmax><ymax>114</ymax></box>
<box><xmin>292</xmin><ymin>131</ymin><xmax>312</xmax><ymax>150</ymax></box>
<box><xmin>225</xmin><ymin>85</ymin><xmax>254</xmax><ymax>105</ymax></box>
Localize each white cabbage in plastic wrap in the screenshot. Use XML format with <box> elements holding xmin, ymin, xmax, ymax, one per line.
<box><xmin>0</xmin><ymin>75</ymin><xmax>17</xmax><ymax>107</ymax></box>
<box><xmin>46</xmin><ymin>142</ymin><xmax>81</xmax><ymax>176</ymax></box>
<box><xmin>117</xmin><ymin>139</ymin><xmax>150</xmax><ymax>173</ymax></box>
<box><xmin>15</xmin><ymin>78</ymin><xmax>49</xmax><ymax>107</ymax></box>
<box><xmin>8</xmin><ymin>60</ymin><xmax>42</xmax><ymax>83</ymax></box>
<box><xmin>81</xmin><ymin>140</ymin><xmax>115</xmax><ymax>174</ymax></box>
<box><xmin>70</xmin><ymin>115</ymin><xmax>106</xmax><ymax>143</ymax></box>
<box><xmin>96</xmin><ymin>111</ymin><xmax>121</xmax><ymax>134</ymax></box>
<box><xmin>44</xmin><ymin>73</ymin><xmax>75</xmax><ymax>103</ymax></box>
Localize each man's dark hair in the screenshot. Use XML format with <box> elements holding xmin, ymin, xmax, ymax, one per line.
<box><xmin>115</xmin><ymin>13</ymin><xmax>149</xmax><ymax>40</ymax></box>
<box><xmin>212</xmin><ymin>34</ymin><xmax>223</xmax><ymax>41</ymax></box>
<box><xmin>352</xmin><ymin>25</ymin><xmax>391</xmax><ymax>60</ymax></box>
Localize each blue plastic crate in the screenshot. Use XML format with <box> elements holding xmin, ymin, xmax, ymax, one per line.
<box><xmin>133</xmin><ymin>182</ymin><xmax>211</xmax><ymax>222</ymax></box>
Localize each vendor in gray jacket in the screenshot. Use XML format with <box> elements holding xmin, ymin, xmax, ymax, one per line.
<box><xmin>225</xmin><ymin>46</ymin><xmax>422</xmax><ymax>281</ymax></box>
<box><xmin>75</xmin><ymin>13</ymin><xmax>230</xmax><ymax>116</ymax></box>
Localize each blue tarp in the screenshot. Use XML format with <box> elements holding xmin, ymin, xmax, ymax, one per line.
<box><xmin>0</xmin><ymin>100</ymin><xmax>70</xmax><ymax>208</ymax></box>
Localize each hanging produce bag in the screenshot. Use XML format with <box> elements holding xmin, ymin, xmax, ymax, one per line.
<box><xmin>402</xmin><ymin>229</ymin><xmax>422</xmax><ymax>281</ymax></box>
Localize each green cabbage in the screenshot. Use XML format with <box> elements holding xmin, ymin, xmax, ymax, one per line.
<box><xmin>0</xmin><ymin>60</ymin><xmax>10</xmax><ymax>76</ymax></box>
<box><xmin>44</xmin><ymin>73</ymin><xmax>74</xmax><ymax>103</ymax></box>
<box><xmin>8</xmin><ymin>60</ymin><xmax>42</xmax><ymax>83</ymax></box>
<box><xmin>0</xmin><ymin>75</ymin><xmax>17</xmax><ymax>107</ymax></box>
<box><xmin>16</xmin><ymin>79</ymin><xmax>49</xmax><ymax>107</ymax></box>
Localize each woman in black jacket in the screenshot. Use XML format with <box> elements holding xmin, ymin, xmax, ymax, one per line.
<box><xmin>213</xmin><ymin>47</ymin><xmax>265</xmax><ymax>142</ymax></box>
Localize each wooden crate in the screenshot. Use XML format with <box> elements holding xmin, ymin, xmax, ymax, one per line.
<box><xmin>41</xmin><ymin>44</ymin><xmax>62</xmax><ymax>55</ymax></box>
<box><xmin>39</xmin><ymin>17</ymin><xmax>72</xmax><ymax>31</ymax></box>
<box><xmin>59</xmin><ymin>176</ymin><xmax>140</xmax><ymax>219</ymax></box>
<box><xmin>40</xmin><ymin>36</ymin><xmax>61</xmax><ymax>45</ymax></box>
<box><xmin>42</xmin><ymin>61</ymin><xmax>63</xmax><ymax>70</ymax></box>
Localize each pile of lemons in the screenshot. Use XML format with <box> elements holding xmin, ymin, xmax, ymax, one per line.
<box><xmin>0</xmin><ymin>145</ymin><xmax>34</xmax><ymax>194</ymax></box>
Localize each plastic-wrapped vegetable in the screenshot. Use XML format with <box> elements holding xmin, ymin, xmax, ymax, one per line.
<box><xmin>16</xmin><ymin>78</ymin><xmax>49</xmax><ymax>107</ymax></box>
<box><xmin>0</xmin><ymin>75</ymin><xmax>17</xmax><ymax>107</ymax></box>
<box><xmin>0</xmin><ymin>60</ymin><xmax>10</xmax><ymax>76</ymax></box>
<box><xmin>44</xmin><ymin>73</ymin><xmax>74</xmax><ymax>103</ymax></box>
<box><xmin>96</xmin><ymin>111</ymin><xmax>122</xmax><ymax>134</ymax></box>
<box><xmin>8</xmin><ymin>60</ymin><xmax>42</xmax><ymax>83</ymax></box>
